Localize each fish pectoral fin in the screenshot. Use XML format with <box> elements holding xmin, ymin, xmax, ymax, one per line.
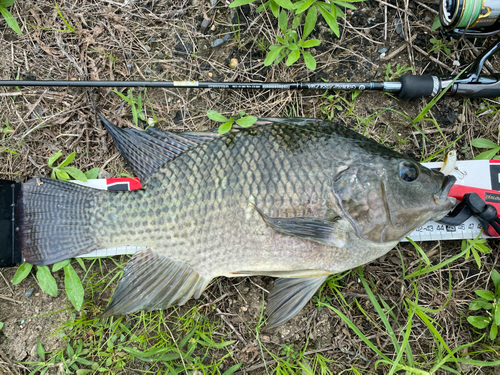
<box><xmin>100</xmin><ymin>248</ymin><xmax>211</xmax><ymax>318</ymax></box>
<box><xmin>266</xmin><ymin>276</ymin><xmax>329</xmax><ymax>329</ymax></box>
<box><xmin>252</xmin><ymin>204</ymin><xmax>342</xmax><ymax>247</ymax></box>
<box><xmin>98</xmin><ymin>114</ymin><xmax>221</xmax><ymax>183</ymax></box>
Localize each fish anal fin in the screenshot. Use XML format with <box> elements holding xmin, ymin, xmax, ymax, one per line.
<box><xmin>252</xmin><ymin>203</ymin><xmax>344</xmax><ymax>247</ymax></box>
<box><xmin>100</xmin><ymin>248</ymin><xmax>211</xmax><ymax>318</ymax></box>
<box><xmin>266</xmin><ymin>276</ymin><xmax>329</xmax><ymax>329</ymax></box>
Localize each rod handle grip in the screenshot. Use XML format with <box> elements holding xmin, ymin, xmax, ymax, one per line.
<box><xmin>398</xmin><ymin>75</ymin><xmax>441</xmax><ymax>99</ymax></box>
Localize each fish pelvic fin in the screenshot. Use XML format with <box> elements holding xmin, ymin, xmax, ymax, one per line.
<box><xmin>17</xmin><ymin>177</ymin><xmax>102</xmax><ymax>266</ymax></box>
<box><xmin>100</xmin><ymin>248</ymin><xmax>211</xmax><ymax>318</ymax></box>
<box><xmin>251</xmin><ymin>203</ymin><xmax>344</xmax><ymax>247</ymax></box>
<box><xmin>98</xmin><ymin>114</ymin><xmax>221</xmax><ymax>183</ymax></box>
<box><xmin>266</xmin><ymin>276</ymin><xmax>329</xmax><ymax>329</ymax></box>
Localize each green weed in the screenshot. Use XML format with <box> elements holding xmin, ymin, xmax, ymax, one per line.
<box><xmin>384</xmin><ymin>62</ymin><xmax>414</xmax><ymax>81</ymax></box>
<box><xmin>463</xmin><ymin>238</ymin><xmax>492</xmax><ymax>268</ymax></box>
<box><xmin>471</xmin><ymin>138</ymin><xmax>500</xmax><ymax>160</ymax></box>
<box><xmin>264</xmin><ymin>9</ymin><xmax>321</xmax><ymax>71</ymax></box>
<box><xmin>113</xmin><ymin>88</ymin><xmax>157</xmax><ymax>127</ymax></box>
<box><xmin>230</xmin><ymin>0</ymin><xmax>362</xmax><ymax>68</ymax></box>
<box><xmin>320</xmin><ymin>88</ymin><xmax>362</xmax><ymax>120</ymax></box>
<box><xmin>12</xmin><ymin>260</ymin><xmax>85</xmax><ymax>311</ymax></box>
<box><xmin>428</xmin><ymin>38</ymin><xmax>456</xmax><ymax>56</ymax></box>
<box><xmin>48</xmin><ymin>150</ymin><xmax>98</xmax><ymax>182</ymax></box>
<box><xmin>207</xmin><ymin>109</ymin><xmax>257</xmax><ymax>134</ymax></box>
<box><xmin>0</xmin><ymin>0</ymin><xmax>21</xmax><ymax>35</ymax></box>
<box><xmin>468</xmin><ymin>269</ymin><xmax>500</xmax><ymax>340</ymax></box>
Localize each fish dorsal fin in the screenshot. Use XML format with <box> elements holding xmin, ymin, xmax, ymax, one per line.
<box><xmin>100</xmin><ymin>248</ymin><xmax>211</xmax><ymax>318</ymax></box>
<box><xmin>99</xmin><ymin>114</ymin><xmax>221</xmax><ymax>183</ymax></box>
<box><xmin>267</xmin><ymin>276</ymin><xmax>329</xmax><ymax>329</ymax></box>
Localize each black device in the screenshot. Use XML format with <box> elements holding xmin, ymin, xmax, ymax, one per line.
<box><xmin>0</xmin><ymin>180</ymin><xmax>22</xmax><ymax>267</ymax></box>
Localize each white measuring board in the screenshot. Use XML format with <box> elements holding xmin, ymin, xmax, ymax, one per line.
<box><xmin>75</xmin><ymin>160</ymin><xmax>500</xmax><ymax>258</ymax></box>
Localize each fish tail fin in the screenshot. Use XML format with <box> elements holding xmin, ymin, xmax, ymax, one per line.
<box><xmin>17</xmin><ymin>177</ymin><xmax>102</xmax><ymax>266</ymax></box>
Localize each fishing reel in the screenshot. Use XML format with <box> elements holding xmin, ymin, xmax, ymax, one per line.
<box><xmin>439</xmin><ymin>0</ymin><xmax>500</xmax><ymax>37</ymax></box>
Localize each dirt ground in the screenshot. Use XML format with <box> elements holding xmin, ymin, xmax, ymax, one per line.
<box><xmin>1</xmin><ymin>0</ymin><xmax>500</xmax><ymax>373</ymax></box>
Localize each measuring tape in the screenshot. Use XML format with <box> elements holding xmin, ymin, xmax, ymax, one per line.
<box><xmin>73</xmin><ymin>160</ymin><xmax>500</xmax><ymax>258</ymax></box>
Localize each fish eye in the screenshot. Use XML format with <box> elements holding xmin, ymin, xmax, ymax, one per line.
<box><xmin>399</xmin><ymin>161</ymin><xmax>419</xmax><ymax>182</ymax></box>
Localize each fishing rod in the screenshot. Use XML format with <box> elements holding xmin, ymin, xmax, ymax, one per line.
<box><xmin>2</xmin><ymin>40</ymin><xmax>500</xmax><ymax>99</ymax></box>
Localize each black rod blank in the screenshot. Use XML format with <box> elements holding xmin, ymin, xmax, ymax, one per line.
<box><xmin>0</xmin><ymin>80</ymin><xmax>393</xmax><ymax>91</ymax></box>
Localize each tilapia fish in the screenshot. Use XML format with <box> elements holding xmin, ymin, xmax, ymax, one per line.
<box><xmin>18</xmin><ymin>116</ymin><xmax>456</xmax><ymax>328</ymax></box>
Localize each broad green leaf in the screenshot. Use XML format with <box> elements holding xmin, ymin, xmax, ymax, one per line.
<box><xmin>76</xmin><ymin>369</ymin><xmax>92</xmax><ymax>375</ymax></box>
<box><xmin>276</xmin><ymin>36</ymin><xmax>285</xmax><ymax>44</ymax></box>
<box><xmin>286</xmin><ymin>49</ymin><xmax>300</xmax><ymax>66</ymax></box>
<box><xmin>0</xmin><ymin>5</ymin><xmax>21</xmax><ymax>35</ymax></box>
<box><xmin>296</xmin><ymin>0</ymin><xmax>316</xmax><ymax>14</ymax></box>
<box><xmin>475</xmin><ymin>243</ymin><xmax>491</xmax><ymax>254</ymax></box>
<box><xmin>475</xmin><ymin>290</ymin><xmax>495</xmax><ymax>301</ymax></box>
<box><xmin>37</xmin><ymin>340</ymin><xmax>46</xmax><ymax>361</ymax></box>
<box><xmin>228</xmin><ymin>0</ymin><xmax>255</xmax><ymax>7</ymax></box>
<box><xmin>218</xmin><ymin>120</ymin><xmax>233</xmax><ymax>135</ymax></box>
<box><xmin>61</xmin><ymin>166</ymin><xmax>88</xmax><ymax>182</ymax></box>
<box><xmin>12</xmin><ymin>262</ymin><xmax>33</xmax><ymax>284</ymax></box>
<box><xmin>75</xmin><ymin>257</ymin><xmax>86</xmax><ymax>272</ymax></box>
<box><xmin>288</xmin><ymin>43</ymin><xmax>298</xmax><ymax>50</ymax></box>
<box><xmin>471</xmin><ymin>138</ymin><xmax>500</xmax><ymax>149</ymax></box>
<box><xmin>469</xmin><ymin>298</ymin><xmax>493</xmax><ymax>311</ymax></box>
<box><xmin>235</xmin><ymin>116</ymin><xmax>257</xmax><ymax>127</ymax></box>
<box><xmin>317</xmin><ymin>3</ymin><xmax>339</xmax><ymax>36</ymax></box>
<box><xmin>84</xmin><ymin>167</ymin><xmax>99</xmax><ymax>179</ymax></box>
<box><xmin>207</xmin><ymin>110</ymin><xmax>229</xmax><ymax>122</ymax></box>
<box><xmin>269</xmin><ymin>0</ymin><xmax>279</xmax><ymax>17</ymax></box>
<box><xmin>0</xmin><ymin>322</ymin><xmax>3</xmax><ymax>330</ymax></box>
<box><xmin>0</xmin><ymin>1</ymin><xmax>17</xmax><ymax>7</ymax></box>
<box><xmin>58</xmin><ymin>152</ymin><xmax>76</xmax><ymax>167</ymax></box>
<box><xmin>67</xmin><ymin>343</ymin><xmax>75</xmax><ymax>357</ymax></box>
<box><xmin>256</xmin><ymin>1</ymin><xmax>268</xmax><ymax>12</ymax></box>
<box><xmin>278</xmin><ymin>10</ymin><xmax>288</xmax><ymax>34</ymax></box>
<box><xmin>303</xmin><ymin>6</ymin><xmax>317</xmax><ymax>39</ymax></box>
<box><xmin>52</xmin><ymin>259</ymin><xmax>71</xmax><ymax>272</ymax></box>
<box><xmin>490</xmin><ymin>322</ymin><xmax>498</xmax><ymax>340</ymax></box>
<box><xmin>274</xmin><ymin>0</ymin><xmax>296</xmax><ymax>10</ymax></box>
<box><xmin>36</xmin><ymin>266</ymin><xmax>58</xmax><ymax>297</ymax></box>
<box><xmin>76</xmin><ymin>358</ymin><xmax>94</xmax><ymax>366</ymax></box>
<box><xmin>302</xmin><ymin>50</ymin><xmax>316</xmax><ymax>70</ymax></box>
<box><xmin>301</xmin><ymin>39</ymin><xmax>321</xmax><ymax>48</ymax></box>
<box><xmin>495</xmin><ymin>305</ymin><xmax>500</xmax><ymax>326</ymax></box>
<box><xmin>222</xmin><ymin>362</ymin><xmax>243</xmax><ymax>375</ymax></box>
<box><xmin>492</xmin><ymin>269</ymin><xmax>500</xmax><ymax>296</ymax></box>
<box><xmin>269</xmin><ymin>44</ymin><xmax>282</xmax><ymax>51</ymax></box>
<box><xmin>335</xmin><ymin>5</ymin><xmax>345</xmax><ymax>18</ymax></box>
<box><xmin>64</xmin><ymin>264</ymin><xmax>84</xmax><ymax>311</ymax></box>
<box><xmin>333</xmin><ymin>1</ymin><xmax>357</xmax><ymax>9</ymax></box>
<box><xmin>292</xmin><ymin>13</ymin><xmax>303</xmax><ymax>29</ymax></box>
<box><xmin>264</xmin><ymin>46</ymin><xmax>285</xmax><ymax>66</ymax></box>
<box><xmin>55</xmin><ymin>169</ymin><xmax>70</xmax><ymax>181</ymax></box>
<box><xmin>467</xmin><ymin>315</ymin><xmax>491</xmax><ymax>329</ymax></box>
<box><xmin>431</xmin><ymin>15</ymin><xmax>441</xmax><ymax>31</ymax></box>
<box><xmin>474</xmin><ymin>147</ymin><xmax>500</xmax><ymax>160</ymax></box>
<box><xmin>48</xmin><ymin>150</ymin><xmax>62</xmax><ymax>168</ymax></box>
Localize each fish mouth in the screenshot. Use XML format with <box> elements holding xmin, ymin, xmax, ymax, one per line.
<box><xmin>433</xmin><ymin>175</ymin><xmax>456</xmax><ymax>205</ymax></box>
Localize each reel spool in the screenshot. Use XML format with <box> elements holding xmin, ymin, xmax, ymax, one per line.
<box><xmin>439</xmin><ymin>0</ymin><xmax>500</xmax><ymax>37</ymax></box>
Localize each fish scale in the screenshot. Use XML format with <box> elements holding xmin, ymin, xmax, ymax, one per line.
<box><xmin>18</xmin><ymin>117</ymin><xmax>456</xmax><ymax>327</ymax></box>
